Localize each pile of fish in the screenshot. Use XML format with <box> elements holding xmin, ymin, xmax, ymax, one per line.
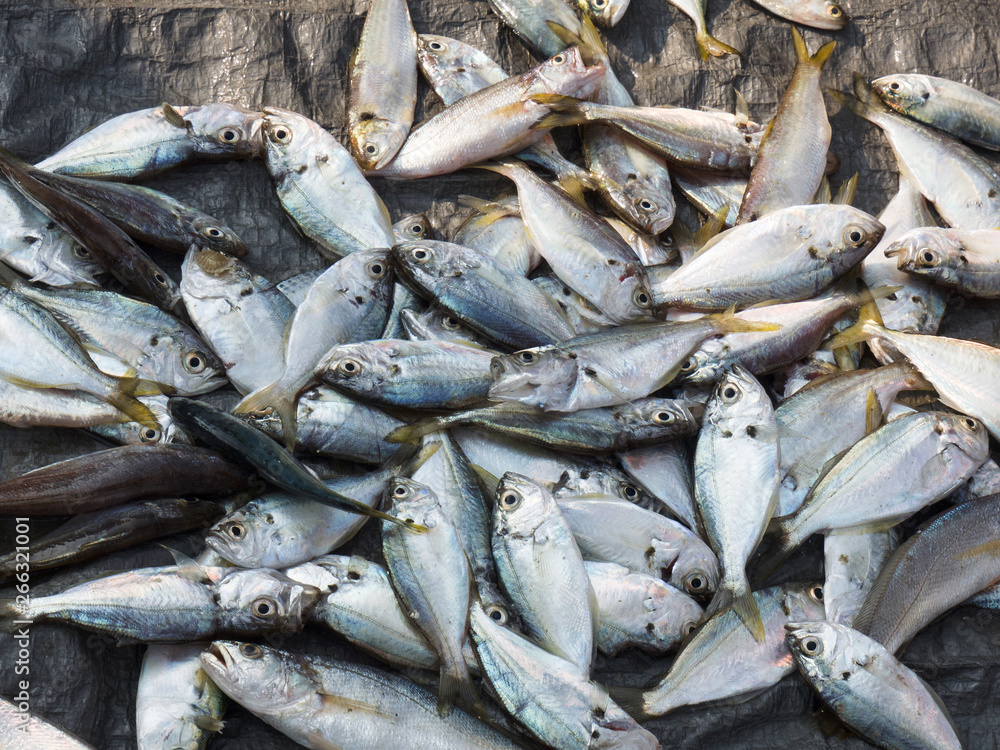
<box><xmin>0</xmin><ymin>0</ymin><xmax>999</xmax><ymax>747</ymax></box>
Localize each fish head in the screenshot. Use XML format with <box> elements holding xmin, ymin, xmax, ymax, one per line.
<box><xmin>785</xmin><ymin>619</ymin><xmax>853</xmax><ymax>681</ymax></box>
<box><xmin>782</xmin><ymin>582</ymin><xmax>828</xmax><ymax>622</ymax></box>
<box><xmin>214</xmin><ymin>568</ymin><xmax>321</xmax><ymax>632</ymax></box>
<box><xmin>416</xmin><ymin>35</ymin><xmax>501</xmax><ymax>86</ymax></box>
<box><xmin>142</xmin><ymin>331</ymin><xmax>229</xmax><ymax>395</ymax></box>
<box><xmin>200</xmin><ymin>641</ymin><xmax>309</xmax><ymax>715</ymax></box>
<box><xmin>494</xmin><ymin>472</ymin><xmax>559</xmax><ymax>537</ymax></box>
<box><xmin>260</xmin><ymin>107</ymin><xmax>323</xmax><ymax>177</ymax></box>
<box><xmin>351</xmin><ymin>116</ymin><xmax>409</xmax><ymax>171</ymax></box>
<box><xmin>619</xmin><ymin>177</ymin><xmax>676</xmax><ymax>237</ymax></box>
<box><xmin>316</xmin><ymin>341</ymin><xmax>397</xmax><ymax>396</ymax></box>
<box><xmin>487</xmin><ymin>347</ymin><xmax>579</xmax><ymax>410</ymax></box>
<box><xmin>646</xmin><ymin>585</ymin><xmax>704</xmax><ymax>651</ymax></box>
<box><xmin>577</xmin><ymin>0</ymin><xmax>630</xmax><ymax>27</ymax></box>
<box><xmin>401</xmin><ymin>306</ymin><xmax>488</xmax><ymax>345</ymax></box>
<box><xmin>883</xmin><ymin>228</ymin><xmax>964</xmax><ymax>287</ymax></box>
<box><xmin>620</xmin><ymin>398</ymin><xmax>702</xmax><ymax>441</ymax></box>
<box><xmin>206</xmin><ymin>503</ymin><xmax>281</xmax><ymax>568</ymax></box>
<box><xmin>394</xmin><ymin>240</ymin><xmax>482</xmax><ymax>286</ymax></box>
<box><xmin>936</xmin><ymin>412</ymin><xmax>990</xmax><ymax>464</ymax></box>
<box><xmin>669</xmin><ymin>541</ymin><xmax>720</xmax><ymax>598</ymax></box>
<box><xmin>783</xmin><ymin>0</ymin><xmax>848</xmax><ymax>30</ymax></box>
<box><xmin>2</xmin><ymin>231</ymin><xmax>103</xmax><ymax>287</ymax></box>
<box><xmin>536</xmin><ymin>46</ymin><xmax>606</xmax><ymax>100</ymax></box>
<box><xmin>674</xmin><ymin>338</ymin><xmax>727</xmax><ymax>386</ymax></box>
<box><xmin>705</xmin><ymin>364</ymin><xmax>773</xmax><ymax>428</ymax></box>
<box><xmin>600</xmin><ymin>266</ymin><xmax>657</xmax><ymax>325</ymax></box>
<box><xmin>814</xmin><ymin>206</ymin><xmax>885</xmax><ymax>272</ymax></box>
<box><xmin>384</xmin><ymin>476</ymin><xmax>439</xmax><ymax>519</ymax></box>
<box><xmin>112</xmin><ymin>395</ymin><xmax>191</xmax><ymax>445</ymax></box>
<box><xmin>186</xmin><ymin>103</ymin><xmax>266</xmax><ymax>159</ymax></box>
<box><xmin>551</xmin><ymin>467</ymin><xmax>656</xmax><ymax>508</ymax></box>
<box><xmin>337</xmin><ymin>247</ymin><xmax>395</xmax><ymax>302</ymax></box>
<box><xmin>188</xmin><ymin>216</ymin><xmax>248</xmax><ymax>258</ymax></box>
<box><xmin>872</xmin><ymin>74</ymin><xmax>933</xmax><ymax>116</ymax></box>
<box><xmin>392</xmin><ymin>213</ymin><xmax>434</xmax><ymax>243</ymax></box>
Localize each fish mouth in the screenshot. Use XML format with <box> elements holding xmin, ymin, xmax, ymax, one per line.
<box><xmin>201</xmin><ymin>641</ymin><xmax>235</xmax><ymax>675</ymax></box>
<box><xmin>606</xmin><ymin>1</ymin><xmax>628</xmax><ymax>28</ymax></box>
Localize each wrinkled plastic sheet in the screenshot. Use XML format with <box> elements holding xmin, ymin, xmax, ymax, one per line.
<box><xmin>1</xmin><ymin>0</ymin><xmax>1000</xmax><ymax>747</ymax></box>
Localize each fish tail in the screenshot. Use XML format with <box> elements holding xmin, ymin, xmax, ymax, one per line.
<box><xmin>108</xmin><ymin>379</ymin><xmax>161</xmax><ymax>431</ymax></box>
<box><xmin>792</xmin><ymin>26</ymin><xmax>836</xmax><ymax>70</ymax></box>
<box><xmin>828</xmin><ymin>73</ymin><xmax>890</xmax><ymax>122</ymax></box>
<box><xmin>118</xmin><ymin>375</ymin><xmax>168</xmax><ymax>398</ymax></box>
<box><xmin>385</xmin><ymin>418</ymin><xmax>446</xmax><ymax>444</ymax></box>
<box><xmin>710</xmin><ymin>307</ymin><xmax>782</xmax><ymax>334</ymax></box>
<box><xmin>827</xmin><ymin>301</ymin><xmax>886</xmax><ymax>350</ymax></box>
<box><xmin>438</xmin><ymin>660</ymin><xmax>484</xmax><ymax>718</ymax></box>
<box><xmin>696</xmin><ymin>30</ymin><xmax>739</xmax><ymax>61</ymax></box>
<box><xmin>608</xmin><ymin>684</ymin><xmax>657</xmax><ymax>721</ymax></box>
<box><xmin>727</xmin><ymin>582</ymin><xmax>765</xmax><ymax>643</ymax></box>
<box><xmin>0</xmin><ymin>598</ymin><xmax>26</xmax><ymax>632</ymax></box>
<box><xmin>234</xmin><ymin>382</ymin><xmax>299</xmax><ymax>451</ymax></box>
<box><xmin>528</xmin><ymin>95</ymin><xmax>589</xmax><ymax>130</ymax></box>
<box><xmin>833</xmin><ymin>172</ymin><xmax>859</xmax><ymax>205</ymax></box>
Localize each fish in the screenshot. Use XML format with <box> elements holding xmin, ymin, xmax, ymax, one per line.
<box><xmin>532</xmin><ymin>273</ymin><xmax>616</xmax><ymax>335</ymax></box>
<box><xmin>557</xmin><ymin>496</ymin><xmax>720</xmax><ymax>597</ymax></box>
<box><xmin>630</xmin><ymin>583</ymin><xmax>825</xmax><ymax>717</ymax></box>
<box><xmin>25</xmin><ymin>171</ymin><xmax>247</xmax><ymax>256</ymax></box>
<box><xmin>400</xmin><ymin>306</ymin><xmax>493</xmax><ymax>347</ymax></box>
<box><xmin>0</xmin><ymin>145</ymin><xmax>182</xmax><ymax>312</ymax></box>
<box><xmin>618</xmin><ymin>441</ymin><xmax>699</xmax><ymax>529</ymax></box>
<box><xmin>388</xmin><ymin>398</ymin><xmax>701</xmax><ymax>454</ymax></box>
<box><xmin>478</xmin><ymin>160</ymin><xmax>654</xmax><ymax>325</ymax></box>
<box><xmin>136</xmin><ymin>643</ymin><xmax>227</xmax><ymax>750</ymax></box>
<box><xmin>823</xmin><ymin>528</ymin><xmax>898</xmax><ymax>627</ymax></box>
<box><xmin>0</xmin><ymin>444</ymin><xmax>255</xmax><ymax>515</ymax></box>
<box><xmin>744</xmin><ymin>0</ymin><xmax>847</xmax><ymax>29</ymax></box>
<box><xmin>886</xmin><ymin>227</ymin><xmax>1000</xmax><ymax>298</ymax></box>
<box><xmin>275</xmin><ymin>268</ymin><xmax>323</xmax><ymax>307</ymax></box>
<box><xmin>260</xmin><ymin>107</ymin><xmax>395</xmax><ymax>259</ymax></box>
<box><xmin>853</xmin><ymin>492</ymin><xmax>1000</xmax><ymax>654</ymax></box>
<box><xmin>532</xmin><ymin>94</ymin><xmax>764</xmax><ymax>171</ymax></box>
<box><xmin>381</xmin><ymin>478</ymin><xmax>481</xmax><ymax>716</ymax></box>
<box><xmin>663</xmin><ymin>0</ymin><xmax>739</xmax><ymax>59</ymax></box>
<box><xmin>0</xmin><ymin>498</ymin><xmax>223</xmax><ymax>581</ymax></box>
<box><xmin>372</xmin><ymin>47</ymin><xmax>604</xmax><ymax>179</ymax></box>
<box><xmin>0</xmin><ymin>263</ymin><xmax>226</xmax><ymax>395</ymax></box>
<box><xmin>393</xmin><ymin>213</ymin><xmax>434</xmax><ymax>242</ymax></box>
<box><xmin>0</xmin><ymin>563</ymin><xmax>320</xmax><ymax>642</ymax></box>
<box><xmin>233</xmin><ymin>248</ymin><xmax>394</xmax><ymax>449</ymax></box>
<box><xmin>168</xmin><ymin>397</ymin><xmax>417</xmax><ymax>529</ymax></box>
<box><xmin>488</xmin><ymin>311</ymin><xmax>780</xmax><ymax>412</ymax></box>
<box><xmin>586</xmin><ymin>561</ymin><xmax>702</xmax><ymax>656</ymax></box>
<box><xmin>737</xmin><ymin>28</ymin><xmax>835</xmax><ymax>223</ymax></box>
<box><xmin>787</xmin><ymin>621</ymin><xmax>963</xmax><ymax>749</ymax></box>
<box><xmin>181</xmin><ymin>247</ymin><xmax>294</xmax><ymax>395</ymax></box>
<box><xmin>0</xmin><ymin>696</ymin><xmax>95</xmax><ymax>749</ymax></box>
<box><xmin>480</xmin><ymin>0</ymin><xmax>581</xmax><ymax>57</ymax></box>
<box><xmin>860</xmin><ymin>177</ymin><xmax>948</xmax><ymax>334</ymax></box>
<box><xmin>205</xmin><ymin>443</ymin><xmax>423</xmax><ymax>569</ymax></box>
<box><xmin>831</xmin><ymin>74</ymin><xmax>1000</xmax><ymax>230</ymax></box>
<box><xmin>758</xmin><ymin>411</ymin><xmax>989</xmax><ymax>581</ymax></box>
<box><xmin>775</xmin><ymin>362</ymin><xmax>933</xmax><ymax>518</ymax></box>
<box><xmin>873</xmin><ymin>73</ymin><xmax>1000</xmax><ymax>151</ymax></box>
<box><xmin>0</xmin><ymin>180</ymin><xmax>102</xmax><ymax>287</ymax></box>
<box><xmin>672</xmin><ymin>166</ymin><xmax>746</xmax><ymax>227</ymax></box>
<box><xmin>238</xmin><ymin>385</ymin><xmax>404</xmax><ymax>464</ymax></box>
<box><xmin>0</xmin><ymin>376</ymin><xmax>145</xmax><ymax>431</ymax></box>
<box><xmin>469</xmin><ymin>602</ymin><xmax>661</xmax><ymax>749</ymax></box>
<box><xmin>453</xmin><ymin>195</ymin><xmax>541</xmax><ymax>277</ymax></box>
<box><xmin>491</xmin><ymin>472</ymin><xmax>597</xmax><ymax>672</ymax></box>
<box><xmin>393</xmin><ymin>240</ymin><xmax>577</xmax><ymax>348</ymax></box>
<box><xmin>348</xmin><ymin>0</ymin><xmax>418</xmax><ymax>169</ymax></box>
<box><xmin>695</xmin><ymin>366</ymin><xmax>779</xmax><ymax>642</ymax></box>
<box><xmin>317</xmin><ymin>338</ymin><xmax>498</xmax><ymax>410</ymax></box>
<box><xmin>36</xmin><ymin>102</ymin><xmax>264</xmax><ymax>178</ymax></box>
<box><xmin>606</xmin><ymin>217</ymin><xmax>677</xmax><ymax>266</ymax></box>
<box><xmin>651</xmin><ymin>204</ymin><xmax>884</xmax><ymax>311</ymax></box>
<box><xmin>200</xmin><ymin>641</ymin><xmax>520</xmax><ymax>749</ymax></box>
<box><xmin>576</xmin><ymin>0</ymin><xmax>629</xmax><ymax>26</ymax></box>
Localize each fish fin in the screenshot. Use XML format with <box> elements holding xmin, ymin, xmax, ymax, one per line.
<box><xmin>457</xmin><ymin>195</ymin><xmax>519</xmax><ymax>219</ymax></box>
<box><xmin>833</xmin><ymin>172</ymin><xmax>859</xmax><ymax>205</ymax></box>
<box><xmin>811</xmin><ymin>39</ymin><xmax>837</xmax><ymax>69</ymax></box>
<box><xmin>385</xmin><ymin>418</ymin><xmax>445</xmax><ymax>444</ymax></box>
<box><xmin>108</xmin><ymin>378</ymin><xmax>161</xmax><ymax>431</ymax></box>
<box><xmin>547</xmin><ymin>18</ymin><xmax>606</xmax><ymax>66</ymax></box>
<box><xmin>470</xmin><ymin>464</ymin><xmax>501</xmax><ymax>498</ymax></box>
<box><xmin>161</xmin><ymin>103</ymin><xmax>191</xmax><ymax>129</ymax></box>
<box><xmin>691</xmin><ymin>206</ymin><xmax>729</xmax><ymax>251</ymax></box>
<box><xmin>528</xmin><ymin>95</ymin><xmax>589</xmax><ymax>130</ymax></box>
<box><xmin>734</xmin><ymin>90</ymin><xmax>749</xmax><ymax>127</ymax></box>
<box><xmin>709</xmin><ymin>307</ymin><xmax>781</xmax><ymax>334</ymax></box>
<box><xmin>851</xmin><ymin>534</ymin><xmax>915</xmax><ymax>636</ymax></box>
<box><xmin>119</xmin><ymin>375</ymin><xmax>168</xmax><ymax>398</ymax></box>
<box><xmin>953</xmin><ymin>538</ymin><xmax>1000</xmax><ymax>561</ymax></box>
<box><xmin>397</xmin><ymin>438</ymin><xmax>440</xmax><ymax>475</ymax></box>
<box><xmin>865</xmin><ymin>388</ymin><xmax>883</xmax><ymax>435</ymax></box>
<box><xmin>828</xmin><ymin>73</ymin><xmax>891</xmax><ymax>122</ymax></box>
<box><xmin>556</xmin><ymin>171</ymin><xmax>599</xmax><ymax>206</ymax></box>
<box><xmin>233</xmin><ymin>381</ymin><xmax>299</xmax><ymax>451</ymax></box>
<box><xmin>437</xmin><ymin>663</ymin><xmax>485</xmax><ymax>718</ymax></box>
<box><xmin>710</xmin><ymin>581</ymin><xmax>765</xmax><ymax>643</ymax></box>
<box><xmin>606</xmin><ymin>685</ymin><xmax>653</xmax><ymax>721</ymax></box>
<box><xmin>813</xmin><ymin>176</ymin><xmax>832</xmax><ymax>205</ymax></box>
<box><xmin>193</xmin><ymin>715</ymin><xmax>225</xmax><ymax>732</ymax></box>
<box><xmin>0</xmin><ymin>373</ymin><xmax>77</xmax><ymax>390</ymax></box>
<box><xmin>827</xmin><ymin>316</ymin><xmax>883</xmax><ymax>350</ymax></box>
<box><xmin>318</xmin><ymin>692</ymin><xmax>396</xmax><ymax>719</ymax></box>
<box><xmin>695</xmin><ymin>30</ymin><xmax>740</xmax><ymax>61</ymax></box>
<box><xmin>163</xmin><ymin>546</ymin><xmax>212</xmax><ymax>582</ymax></box>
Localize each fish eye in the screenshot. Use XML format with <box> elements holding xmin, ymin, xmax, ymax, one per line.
<box><xmin>428</xmin><ymin>40</ymin><xmax>445</xmax><ymax>51</ymax></box>
<box><xmin>653</xmin><ymin>410</ymin><xmax>674</xmax><ymax>424</ymax></box>
<box><xmin>270</xmin><ymin>126</ymin><xmax>292</xmax><ymax>144</ymax></box>
<box><xmin>252</xmin><ymin>597</ymin><xmax>277</xmax><ymax>618</ymax></box>
<box><xmin>139</xmin><ymin>427</ymin><xmax>162</xmax><ymax>443</ymax></box>
<box><xmin>621</xmin><ymin>483</ymin><xmax>639</xmax><ymax>500</ymax></box>
<box><xmin>593</xmin><ymin>0</ymin><xmax>607</xmax><ymax>7</ymax></box>
<box><xmin>919</xmin><ymin>248</ymin><xmax>938</xmax><ymax>266</ymax></box>
<box><xmin>516</xmin><ymin>350</ymin><xmax>537</xmax><ymax>364</ymax></box>
<box><xmin>410</xmin><ymin>224</ymin><xmax>424</xmax><ymax>235</ymax></box>
<box><xmin>889</xmin><ymin>81</ymin><xmax>900</xmax><ymax>91</ymax></box>
<box><xmin>337</xmin><ymin>358</ymin><xmax>363</xmax><ymax>377</ymax></box>
<box><xmin>218</xmin><ymin>128</ymin><xmax>241</xmax><ymax>143</ymax></box>
<box><xmin>202</xmin><ymin>226</ymin><xmax>225</xmax><ymax>239</ymax></box>
<box><xmin>638</xmin><ymin>199</ymin><xmax>655</xmax><ymax>212</ymax></box>
<box><xmin>72</xmin><ymin>245</ymin><xmax>91</xmax><ymax>259</ymax></box>
<box><xmin>411</xmin><ymin>246</ymin><xmax>432</xmax><ymax>263</ymax></box>
<box><xmin>720</xmin><ymin>383</ymin><xmax>741</xmax><ymax>403</ymax></box>
<box><xmin>153</xmin><ymin>271</ymin><xmax>169</xmax><ymax>286</ymax></box>
<box><xmin>364</xmin><ymin>143</ymin><xmax>379</xmax><ymax>155</ymax></box>
<box><xmin>810</xmin><ymin>585</ymin><xmax>824</xmax><ymax>602</ymax></box>
<box><xmin>240</xmin><ymin>643</ymin><xmax>263</xmax><ymax>658</ymax></box>
<box><xmin>684</xmin><ymin>573</ymin><xmax>707</xmax><ymax>594</ymax></box>
<box><xmin>226</xmin><ymin>521</ymin><xmax>246</xmax><ymax>540</ymax></box>
<box><xmin>682</xmin><ymin>621</ymin><xmax>697</xmax><ymax>637</ymax></box>
<box><xmin>552</xmin><ymin>53</ymin><xmax>566</xmax><ymax>64</ymax></box>
<box><xmin>844</xmin><ymin>226</ymin><xmax>867</xmax><ymax>248</ymax></box>
<box><xmin>392</xmin><ymin>484</ymin><xmax>410</xmax><ymax>499</ymax></box>
<box><xmin>632</xmin><ymin>289</ymin><xmax>652</xmax><ymax>309</ymax></box>
<box><xmin>499</xmin><ymin>489</ymin><xmax>522</xmax><ymax>511</ymax></box>
<box><xmin>801</xmin><ymin>637</ymin><xmax>822</xmax><ymax>656</ymax></box>
<box><xmin>961</xmin><ymin>416</ymin><xmax>979</xmax><ymax>431</ymax></box>
<box><xmin>442</xmin><ymin>315</ymin><xmax>462</xmax><ymax>330</ymax></box>
<box><xmin>184</xmin><ymin>351</ymin><xmax>208</xmax><ymax>373</ymax></box>
<box><xmin>680</xmin><ymin>357</ymin><xmax>697</xmax><ymax>373</ymax></box>
<box><xmin>367</xmin><ymin>261</ymin><xmax>386</xmax><ymax>278</ymax></box>
<box><xmin>827</xmin><ymin>4</ymin><xmax>842</xmax><ymax>17</ymax></box>
<box><xmin>485</xmin><ymin>604</ymin><xmax>509</xmax><ymax>624</ymax></box>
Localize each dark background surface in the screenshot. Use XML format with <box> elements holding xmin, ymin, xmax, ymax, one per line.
<box><xmin>1</xmin><ymin>0</ymin><xmax>1000</xmax><ymax>747</ymax></box>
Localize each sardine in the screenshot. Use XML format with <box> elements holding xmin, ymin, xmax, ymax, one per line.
<box><xmin>886</xmin><ymin>227</ymin><xmax>1000</xmax><ymax>298</ymax></box>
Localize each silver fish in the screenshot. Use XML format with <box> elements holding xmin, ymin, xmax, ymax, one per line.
<box><xmin>400</xmin><ymin>306</ymin><xmax>493</xmax><ymax>346</ymax></box>
<box><xmin>823</xmin><ymin>529</ymin><xmax>898</xmax><ymax>627</ymax></box>
<box><xmin>886</xmin><ymin>227</ymin><xmax>1000</xmax><ymax>298</ymax></box>
<box><xmin>453</xmin><ymin>195</ymin><xmax>540</xmax><ymax>277</ymax></box>
<box><xmin>745</xmin><ymin>0</ymin><xmax>847</xmax><ymax>30</ymax></box>
<box><xmin>618</xmin><ymin>441</ymin><xmax>698</xmax><ymax>529</ymax></box>
<box><xmin>663</xmin><ymin>0</ymin><xmax>738</xmax><ymax>59</ymax></box>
